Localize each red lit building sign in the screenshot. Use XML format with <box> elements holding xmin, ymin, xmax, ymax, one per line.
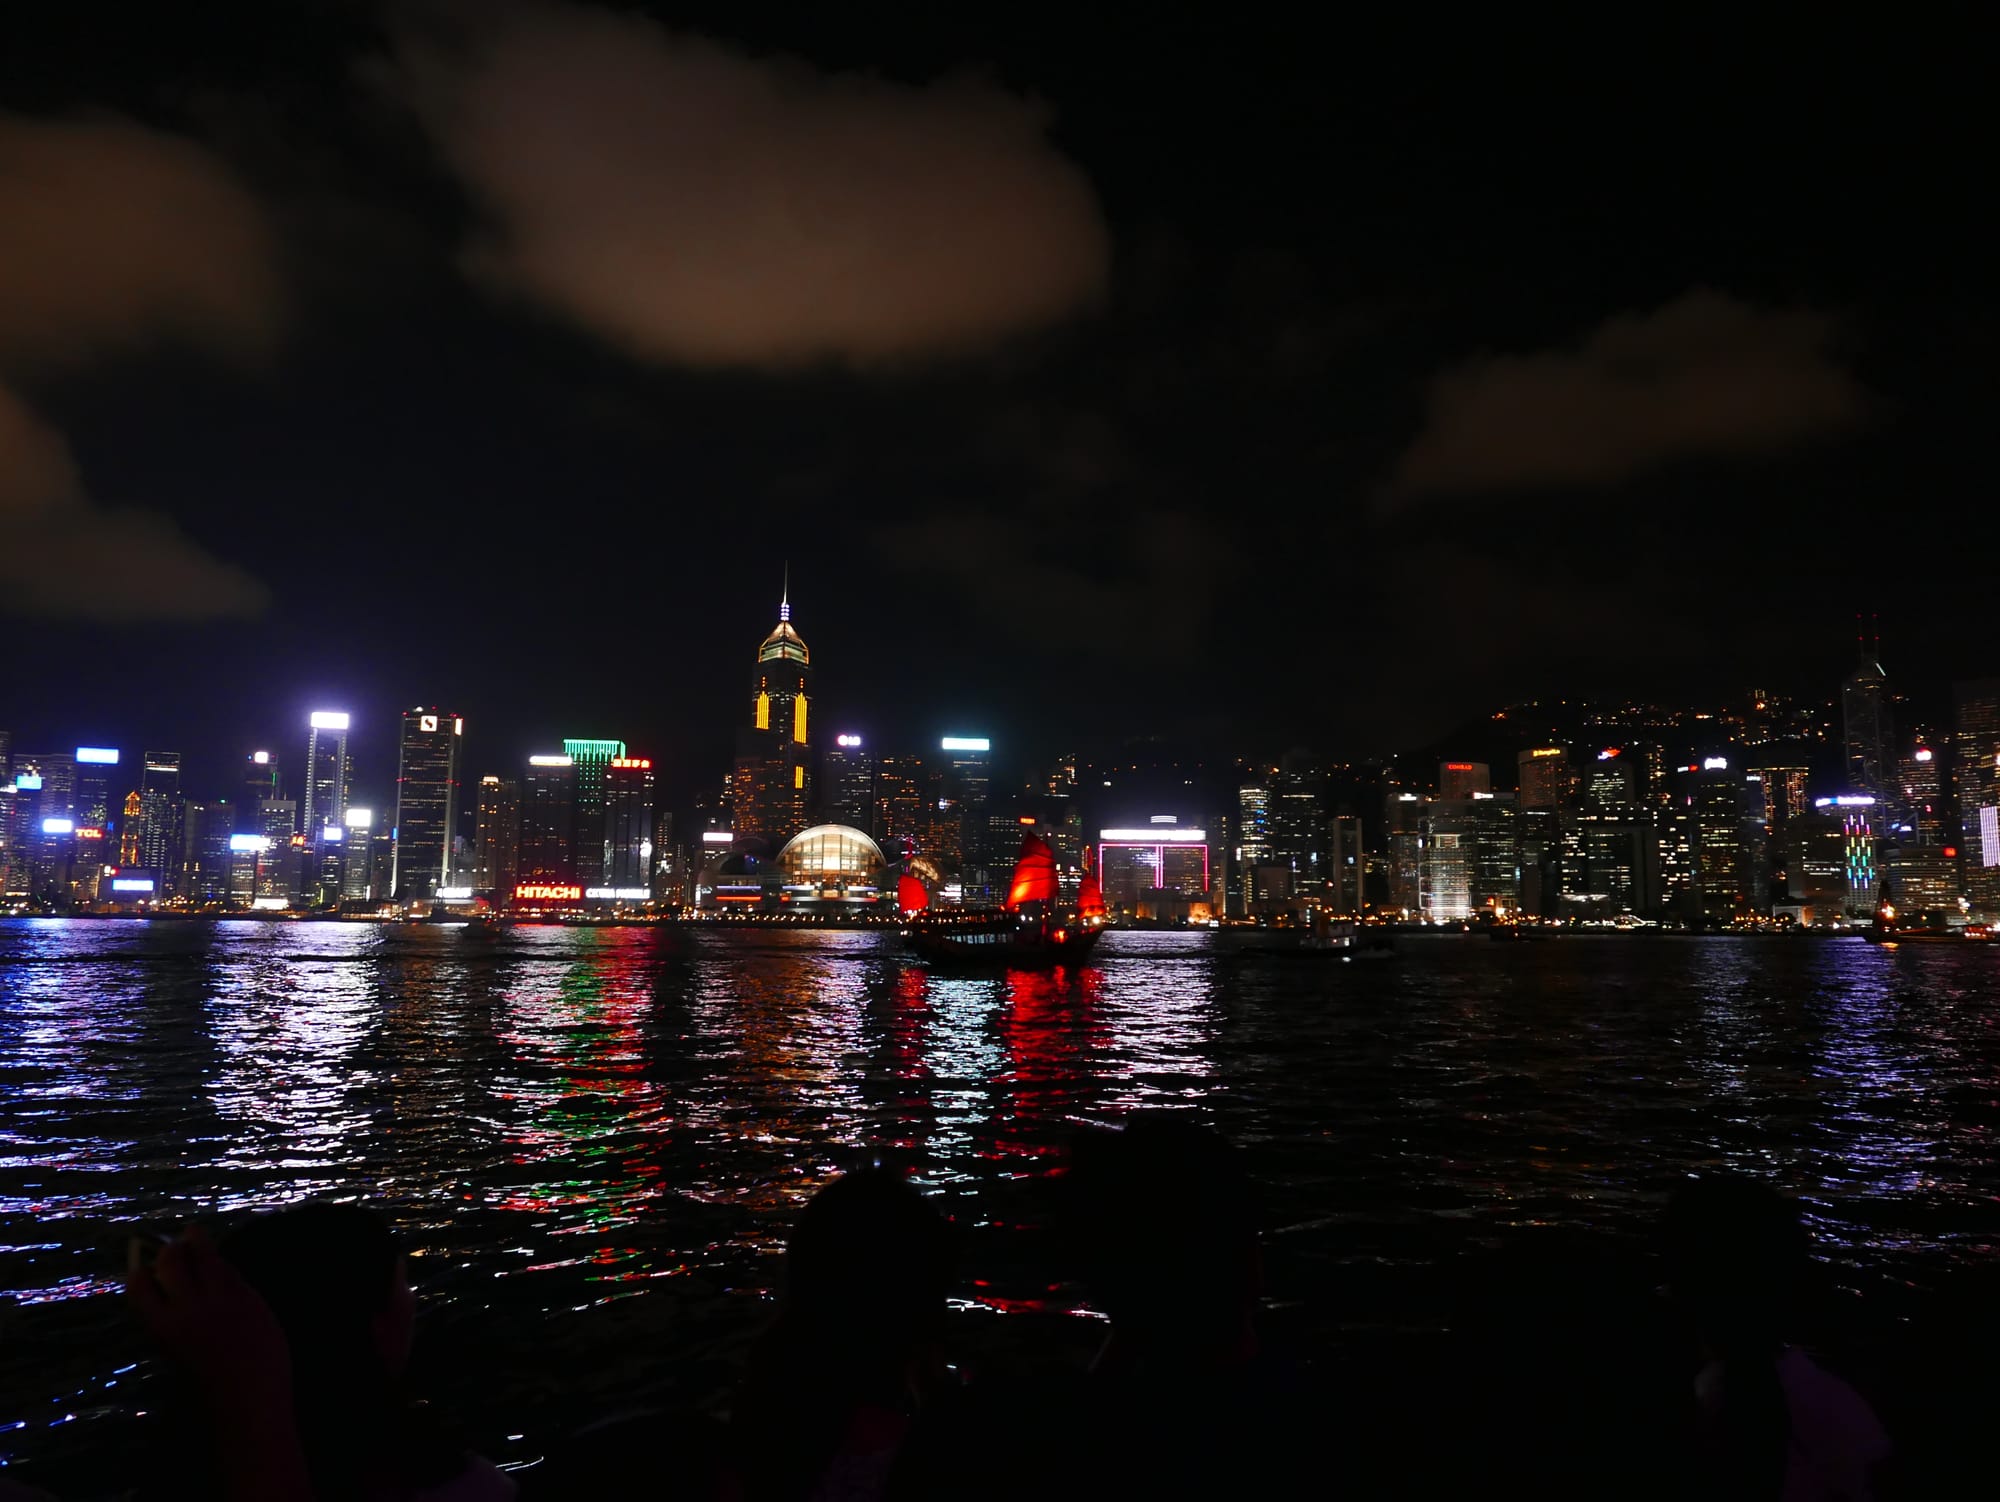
<box><xmin>514</xmin><ymin>882</ymin><xmax>583</xmax><ymax>902</ymax></box>
<box><xmin>610</xmin><ymin>757</ymin><xmax>652</xmax><ymax>770</ymax></box>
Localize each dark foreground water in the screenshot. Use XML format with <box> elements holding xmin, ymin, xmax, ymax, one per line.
<box><xmin>3</xmin><ymin>921</ymin><xmax>1998</xmax><ymax>1485</ymax></box>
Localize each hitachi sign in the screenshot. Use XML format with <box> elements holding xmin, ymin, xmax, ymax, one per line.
<box><xmin>514</xmin><ymin>883</ymin><xmax>582</xmax><ymax>901</ymax></box>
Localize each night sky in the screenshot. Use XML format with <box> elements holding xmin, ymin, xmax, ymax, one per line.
<box><xmin>2</xmin><ymin>3</ymin><xmax>1991</xmax><ymax>808</ymax></box>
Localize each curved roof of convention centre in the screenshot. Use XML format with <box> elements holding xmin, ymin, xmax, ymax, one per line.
<box><xmin>776</xmin><ymin>823</ymin><xmax>887</xmax><ymax>880</ymax></box>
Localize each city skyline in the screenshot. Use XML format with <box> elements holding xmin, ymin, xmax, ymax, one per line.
<box><xmin>7</xmin><ymin>583</ymin><xmax>2000</xmax><ymax>927</ymax></box>
<box><xmin>2</xmin><ymin>7</ymin><xmax>1993</xmax><ymax>771</ymax></box>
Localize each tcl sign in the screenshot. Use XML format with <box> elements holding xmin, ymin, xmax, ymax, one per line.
<box><xmin>514</xmin><ymin>883</ymin><xmax>582</xmax><ymax>902</ymax></box>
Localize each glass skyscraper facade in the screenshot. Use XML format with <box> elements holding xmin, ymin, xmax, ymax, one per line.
<box><xmin>873</xmin><ymin>755</ymin><xmax>926</xmax><ymax>857</ymax></box>
<box><xmin>822</xmin><ymin>736</ymin><xmax>875</xmax><ymax>833</ymax></box>
<box><xmin>1843</xmin><ymin>652</ymin><xmax>1895</xmax><ymax>801</ymax></box>
<box><xmin>563</xmin><ymin>738</ymin><xmax>625</xmax><ymax>889</ymax></box>
<box><xmin>304</xmin><ymin>711</ymin><xmax>351</xmax><ymax>836</ymax></box>
<box><xmin>603</xmin><ymin>756</ymin><xmax>655</xmax><ymax>889</ymax></box>
<box><xmin>137</xmin><ymin>752</ymin><xmax>180</xmax><ymax>881</ymax></box>
<box><xmin>518</xmin><ymin>756</ymin><xmax>575</xmax><ymax>885</ymax></box>
<box><xmin>391</xmin><ymin>708</ymin><xmax>462</xmax><ymax>900</ymax></box>
<box><xmin>473</xmin><ymin>775</ymin><xmax>520</xmax><ymax>896</ymax></box>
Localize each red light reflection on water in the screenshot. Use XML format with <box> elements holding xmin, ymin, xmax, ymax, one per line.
<box><xmin>985</xmin><ymin>965</ymin><xmax>1111</xmax><ymax>1169</ymax></box>
<box><xmin>491</xmin><ymin>934</ymin><xmax>672</xmax><ymax>1264</ymax></box>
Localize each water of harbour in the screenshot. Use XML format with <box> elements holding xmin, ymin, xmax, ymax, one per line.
<box><xmin>3</xmin><ymin>920</ymin><xmax>1998</xmax><ymax>1479</ymax></box>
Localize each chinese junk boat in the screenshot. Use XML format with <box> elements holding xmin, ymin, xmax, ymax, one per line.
<box><xmin>901</xmin><ymin>832</ymin><xmax>1107</xmax><ymax>968</ymax></box>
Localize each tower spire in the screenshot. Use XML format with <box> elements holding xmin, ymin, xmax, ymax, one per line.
<box><xmin>780</xmin><ymin>562</ymin><xmax>791</xmax><ymax>623</ymax></box>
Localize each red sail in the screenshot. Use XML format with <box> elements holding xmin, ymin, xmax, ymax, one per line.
<box><xmin>1005</xmin><ymin>833</ymin><xmax>1059</xmax><ymax>910</ymax></box>
<box><xmin>897</xmin><ymin>874</ymin><xmax>930</xmax><ymax>915</ymax></box>
<box><xmin>1077</xmin><ymin>873</ymin><xmax>1107</xmax><ymax>918</ymax></box>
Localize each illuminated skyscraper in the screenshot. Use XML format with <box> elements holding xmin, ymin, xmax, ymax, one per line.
<box><xmin>1953</xmin><ymin>678</ymin><xmax>2000</xmax><ymax>914</ymax></box>
<box><xmin>938</xmin><ymin>737</ymin><xmax>992</xmax><ymax>871</ymax></box>
<box><xmin>138</xmin><ymin>752</ymin><xmax>181</xmax><ymax>879</ymax></box>
<box><xmin>1517</xmin><ymin>747</ymin><xmax>1568</xmax><ymax>809</ymax></box>
<box><xmin>472</xmin><ymin>776</ymin><xmax>520</xmax><ymax>896</ymax></box>
<box><xmin>1464</xmin><ymin>794</ymin><xmax>1520</xmax><ymax>917</ymax></box>
<box><xmin>1898</xmin><ymin>738</ymin><xmax>1946</xmax><ymax>845</ymax></box>
<box><xmin>1842</xmin><ymin>644</ymin><xmax>1895</xmax><ymax>799</ymax></box>
<box><xmin>17</xmin><ymin>752</ymin><xmax>75</xmax><ymax>823</ymax></box>
<box><xmin>1330</xmin><ymin>814</ymin><xmax>1365</xmax><ymax>913</ymax></box>
<box><xmin>188</xmin><ymin>799</ymin><xmax>234</xmax><ymax>903</ymax></box>
<box><xmin>1237</xmin><ymin>784</ymin><xmax>1272</xmax><ymax>866</ymax></box>
<box><xmin>1269</xmin><ymin>767</ymin><xmax>1324</xmax><ymax>881</ymax></box>
<box><xmin>1439</xmin><ymin>761</ymin><xmax>1491</xmax><ymax>800</ymax></box>
<box><xmin>755</xmin><ymin>577</ymin><xmax>811</xmax><ymax>745</ymax></box>
<box><xmin>1097</xmin><ymin>820</ymin><xmax>1210</xmax><ymax>914</ymax></box>
<box><xmin>255</xmin><ymin>796</ymin><xmax>299</xmax><ymax>902</ymax></box>
<box><xmin>1883</xmin><ymin>843</ymin><xmax>1959</xmax><ymax>913</ymax></box>
<box><xmin>732</xmin><ymin>583</ymin><xmax>812</xmax><ymax>848</ymax></box>
<box><xmin>240</xmin><ymin>751</ymin><xmax>281</xmax><ymax>830</ymax></box>
<box><xmin>391</xmin><ymin>708</ymin><xmax>463</xmax><ymax>900</ymax></box>
<box><xmin>341</xmin><ymin>808</ymin><xmax>376</xmax><ymax>898</ymax></box>
<box><xmin>306</xmin><ymin>818</ymin><xmax>346</xmax><ymax>909</ymax></box>
<box><xmin>304</xmin><ymin>712</ymin><xmax>351</xmax><ymax>835</ymax></box>
<box><xmin>119</xmin><ymin>791</ymin><xmax>143</xmax><ymax>867</ymax></box>
<box><xmin>563</xmin><ymin>738</ymin><xmax>625</xmax><ymax>888</ymax></box>
<box><xmin>1041</xmin><ymin>754</ymin><xmax>1083</xmax><ymax>870</ymax></box>
<box><xmin>873</xmin><ymin>755</ymin><xmax>926</xmax><ymax>856</ymax></box>
<box><xmin>1680</xmin><ymin>760</ymin><xmax>1753</xmax><ymax>924</ymax></box>
<box><xmin>921</xmin><ymin>767</ymin><xmax>963</xmax><ymax>867</ymax></box>
<box><xmin>518</xmin><ymin>755</ymin><xmax>575</xmax><ymax>884</ymax></box>
<box><xmin>823</xmin><ymin>735</ymin><xmax>875</xmax><ymax>833</ymax></box>
<box><xmin>1817</xmin><ymin>796</ymin><xmax>1881</xmax><ymax>917</ymax></box>
<box><xmin>603</xmin><ymin>756</ymin><xmax>655</xmax><ymax>889</ymax></box>
<box><xmin>74</xmin><ymin>747</ymin><xmax>118</xmax><ymax>828</ymax></box>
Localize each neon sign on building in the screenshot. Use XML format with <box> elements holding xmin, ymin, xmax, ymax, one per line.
<box><xmin>514</xmin><ymin>883</ymin><xmax>583</xmax><ymax>902</ymax></box>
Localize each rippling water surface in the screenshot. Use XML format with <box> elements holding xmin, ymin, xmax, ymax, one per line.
<box><xmin>4</xmin><ymin>921</ymin><xmax>1998</xmax><ymax>1476</ymax></box>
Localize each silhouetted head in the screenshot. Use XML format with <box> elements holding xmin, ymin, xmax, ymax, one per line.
<box><xmin>216</xmin><ymin>1200</ymin><xmax>419</xmax><ymax>1494</ymax></box>
<box><xmin>221</xmin><ymin>1201</ymin><xmax>414</xmax><ymax>1384</ymax></box>
<box><xmin>1069</xmin><ymin>1117</ymin><xmax>1260</xmax><ymax>1364</ymax></box>
<box><xmin>1662</xmin><ymin>1175</ymin><xmax>1807</xmax><ymax>1351</ymax></box>
<box><xmin>731</xmin><ymin>1170</ymin><xmax>957</xmax><ymax>1502</ymax></box>
<box><xmin>774</xmin><ymin>1167</ymin><xmax>957</xmax><ymax>1386</ymax></box>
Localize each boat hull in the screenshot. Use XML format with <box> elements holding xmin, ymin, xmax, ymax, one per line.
<box><xmin>902</xmin><ymin>916</ymin><xmax>1105</xmax><ymax>969</ymax></box>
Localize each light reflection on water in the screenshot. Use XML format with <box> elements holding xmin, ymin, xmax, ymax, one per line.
<box><xmin>4</xmin><ymin>923</ymin><xmax>1999</xmax><ymax>1470</ymax></box>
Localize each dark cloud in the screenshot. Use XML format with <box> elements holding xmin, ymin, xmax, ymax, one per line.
<box><xmin>1390</xmin><ymin>290</ymin><xmax>1867</xmax><ymax>497</ymax></box>
<box><xmin>0</xmin><ymin>114</ymin><xmax>283</xmax><ymax>366</ymax></box>
<box><xmin>0</xmin><ymin>114</ymin><xmax>280</xmax><ymax>620</ymax></box>
<box><xmin>391</xmin><ymin>0</ymin><xmax>1109</xmax><ymax>367</ymax></box>
<box><xmin>0</xmin><ymin>387</ymin><xmax>269</xmax><ymax>619</ymax></box>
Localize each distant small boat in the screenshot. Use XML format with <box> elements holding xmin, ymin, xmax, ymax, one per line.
<box><xmin>1241</xmin><ymin>915</ymin><xmax>1394</xmax><ymax>962</ymax></box>
<box><xmin>1488</xmin><ymin>923</ymin><xmax>1552</xmax><ymax>941</ymax></box>
<box><xmin>1867</xmin><ymin>906</ymin><xmax>1966</xmax><ymax>943</ymax></box>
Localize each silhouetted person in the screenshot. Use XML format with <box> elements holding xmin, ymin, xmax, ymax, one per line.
<box><xmin>130</xmin><ymin>1206</ymin><xmax>512</xmax><ymax>1502</ymax></box>
<box><xmin>724</xmin><ymin>1168</ymin><xmax>958</xmax><ymax>1502</ymax></box>
<box><xmin>1035</xmin><ymin>1117</ymin><xmax>1306</xmax><ymax>1499</ymax></box>
<box><xmin>1663</xmin><ymin>1176</ymin><xmax>1890</xmax><ymax>1501</ymax></box>
<box><xmin>1070</xmin><ymin>1117</ymin><xmax>1261</xmax><ymax>1379</ymax></box>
